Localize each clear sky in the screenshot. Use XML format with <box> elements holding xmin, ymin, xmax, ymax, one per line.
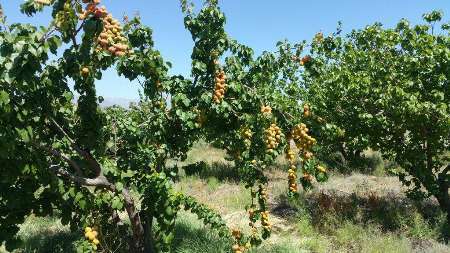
<box><xmin>2</xmin><ymin>0</ymin><xmax>449</xmax><ymax>99</ymax></box>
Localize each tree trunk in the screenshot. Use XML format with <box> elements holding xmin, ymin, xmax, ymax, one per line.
<box><xmin>143</xmin><ymin>212</ymin><xmax>156</xmax><ymax>253</ymax></box>
<box><xmin>425</xmin><ymin>141</ymin><xmax>449</xmax><ymax>241</ymax></box>
<box><xmin>436</xmin><ymin>166</ymin><xmax>449</xmax><ymax>241</ymax></box>
<box><xmin>122</xmin><ymin>188</ymin><xmax>145</xmax><ymax>252</ymax></box>
<box><xmin>338</xmin><ymin>143</ymin><xmax>349</xmax><ymax>169</ymax></box>
<box><xmin>436</xmin><ymin>191</ymin><xmax>449</xmax><ymax>241</ymax></box>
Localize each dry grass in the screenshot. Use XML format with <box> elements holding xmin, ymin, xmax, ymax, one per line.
<box><xmin>315</xmin><ymin>172</ymin><xmax>405</xmax><ymax>196</ymax></box>
<box><xmin>176</xmin><ymin>177</ymin><xmax>251</xmax><ymax>213</ymax></box>
<box><xmin>168</xmin><ymin>140</ymin><xmax>230</xmax><ymax>168</ymax></box>
<box><xmin>173</xmin><ymin>143</ymin><xmax>449</xmax><ymax>253</ymax></box>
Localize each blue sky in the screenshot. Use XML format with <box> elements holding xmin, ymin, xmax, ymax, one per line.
<box><xmin>2</xmin><ymin>0</ymin><xmax>449</xmax><ymax>99</ymax></box>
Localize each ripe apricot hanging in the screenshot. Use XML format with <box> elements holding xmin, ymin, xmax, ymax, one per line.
<box><xmin>84</xmin><ymin>226</ymin><xmax>100</xmax><ymax>247</ymax></box>
<box><xmin>260</xmin><ymin>105</ymin><xmax>272</xmax><ymax>115</ymax></box>
<box><xmin>264</xmin><ymin>123</ymin><xmax>282</xmax><ymax>153</ymax></box>
<box><xmin>291</xmin><ymin>123</ymin><xmax>316</xmax><ymax>152</ymax></box>
<box><xmin>300</xmin><ymin>55</ymin><xmax>312</xmax><ymax>66</ymax></box>
<box><xmin>286</xmin><ymin>145</ymin><xmax>298</xmax><ymax>194</ymax></box>
<box><xmin>213</xmin><ymin>69</ymin><xmax>227</xmax><ymax>103</ymax></box>
<box><xmin>79</xmin><ymin>1</ymin><xmax>130</xmax><ymax>57</ymax></box>
<box><xmin>240</xmin><ymin>127</ymin><xmax>253</xmax><ymax>148</ymax></box>
<box><xmin>303</xmin><ymin>103</ymin><xmax>310</xmax><ymax>118</ymax></box>
<box><xmin>81</xmin><ymin>67</ymin><xmax>90</xmax><ymax>77</ymax></box>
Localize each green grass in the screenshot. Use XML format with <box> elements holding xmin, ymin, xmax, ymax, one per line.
<box><xmin>0</xmin><ymin>215</ymin><xmax>79</xmax><ymax>253</ymax></box>
<box><xmin>205</xmin><ymin>176</ymin><xmax>221</xmax><ymax>191</ymax></box>
<box><xmin>249</xmin><ymin>241</ymin><xmax>308</xmax><ymax>253</ymax></box>
<box><xmin>7</xmin><ymin>211</ymin><xmax>445</xmax><ymax>253</ymax></box>
<box><xmin>404</xmin><ymin>212</ymin><xmax>444</xmax><ymax>240</ymax></box>
<box><xmin>171</xmin><ymin>213</ymin><xmax>231</xmax><ymax>253</ymax></box>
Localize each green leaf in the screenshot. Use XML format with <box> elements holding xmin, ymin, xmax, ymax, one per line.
<box><xmin>0</xmin><ymin>90</ymin><xmax>10</xmax><ymax>105</ymax></box>
<box><xmin>111</xmin><ymin>196</ymin><xmax>123</xmax><ymax>210</ymax></box>
<box><xmin>121</xmin><ymin>170</ymin><xmax>135</xmax><ymax>179</ymax></box>
<box><xmin>15</xmin><ymin>128</ymin><xmax>30</xmax><ymax>143</ymax></box>
<box><xmin>115</xmin><ymin>182</ymin><xmax>124</xmax><ymax>192</ymax></box>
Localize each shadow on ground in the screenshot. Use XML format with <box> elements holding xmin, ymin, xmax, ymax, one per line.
<box><xmin>13</xmin><ymin>231</ymin><xmax>78</xmax><ymax>253</ymax></box>
<box><xmin>180</xmin><ymin>161</ymin><xmax>242</xmax><ymax>183</ymax></box>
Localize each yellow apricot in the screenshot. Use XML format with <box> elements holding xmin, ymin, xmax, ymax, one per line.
<box><xmin>85</xmin><ymin>231</ymin><xmax>93</xmax><ymax>239</ymax></box>
<box><xmin>81</xmin><ymin>67</ymin><xmax>89</xmax><ymax>76</ymax></box>
<box><xmin>87</xmin><ymin>232</ymin><xmax>96</xmax><ymax>241</ymax></box>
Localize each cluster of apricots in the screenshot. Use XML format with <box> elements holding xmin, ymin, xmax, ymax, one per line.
<box><xmin>84</xmin><ymin>226</ymin><xmax>100</xmax><ymax>247</ymax></box>
<box><xmin>258</xmin><ymin>186</ymin><xmax>271</xmax><ymax>232</ymax></box>
<box><xmin>240</xmin><ymin>127</ymin><xmax>253</xmax><ymax>148</ymax></box>
<box><xmin>260</xmin><ymin>105</ymin><xmax>272</xmax><ymax>116</ymax></box>
<box><xmin>79</xmin><ymin>0</ymin><xmax>106</xmax><ymax>20</ymax></box>
<box><xmin>231</xmin><ymin>229</ymin><xmax>246</xmax><ymax>253</ymax></box>
<box><xmin>96</xmin><ymin>13</ymin><xmax>129</xmax><ymax>57</ymax></box>
<box><xmin>264</xmin><ymin>123</ymin><xmax>282</xmax><ymax>154</ymax></box>
<box><xmin>291</xmin><ymin>123</ymin><xmax>316</xmax><ymax>153</ymax></box>
<box><xmin>247</xmin><ymin>207</ymin><xmax>260</xmax><ymax>242</ymax></box>
<box><xmin>303</xmin><ymin>103</ymin><xmax>311</xmax><ymax>118</ymax></box>
<box><xmin>286</xmin><ymin>147</ymin><xmax>298</xmax><ymax>193</ymax></box>
<box><xmin>213</xmin><ymin>70</ymin><xmax>227</xmax><ymax>103</ymax></box>
<box><xmin>299</xmin><ymin>55</ymin><xmax>312</xmax><ymax>66</ymax></box>
<box><xmin>291</xmin><ymin>123</ymin><xmax>317</xmax><ymax>182</ymax></box>
<box><xmin>79</xmin><ymin>0</ymin><xmax>129</xmax><ymax>57</ymax></box>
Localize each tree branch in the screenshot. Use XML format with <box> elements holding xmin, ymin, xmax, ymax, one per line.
<box><xmin>50</xmin><ymin>165</ymin><xmax>112</xmax><ymax>188</ymax></box>
<box><xmin>33</xmin><ymin>141</ymin><xmax>84</xmax><ymax>176</ymax></box>
<box><xmin>45</xmin><ymin>145</ymin><xmax>145</xmax><ymax>251</ymax></box>
<box><xmin>50</xmin><ymin>118</ymin><xmax>102</xmax><ymax>176</ymax></box>
<box><xmin>136</xmin><ymin>77</ymin><xmax>145</xmax><ymax>90</ymax></box>
<box><xmin>74</xmin><ymin>20</ymin><xmax>86</xmax><ymax>37</ymax></box>
<box><xmin>71</xmin><ymin>33</ymin><xmax>78</xmax><ymax>48</ymax></box>
<box><xmin>37</xmin><ymin>122</ymin><xmax>145</xmax><ymax>250</ymax></box>
<box><xmin>39</xmin><ymin>25</ymin><xmax>57</xmax><ymax>43</ymax></box>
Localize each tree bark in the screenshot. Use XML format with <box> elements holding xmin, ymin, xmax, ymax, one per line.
<box><xmin>143</xmin><ymin>212</ymin><xmax>156</xmax><ymax>253</ymax></box>
<box><xmin>436</xmin><ymin>165</ymin><xmax>449</xmax><ymax>241</ymax></box>
<box><xmin>424</xmin><ymin>138</ymin><xmax>449</xmax><ymax>241</ymax></box>
<box><xmin>122</xmin><ymin>188</ymin><xmax>146</xmax><ymax>253</ymax></box>
<box><xmin>436</xmin><ymin>189</ymin><xmax>449</xmax><ymax>241</ymax></box>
